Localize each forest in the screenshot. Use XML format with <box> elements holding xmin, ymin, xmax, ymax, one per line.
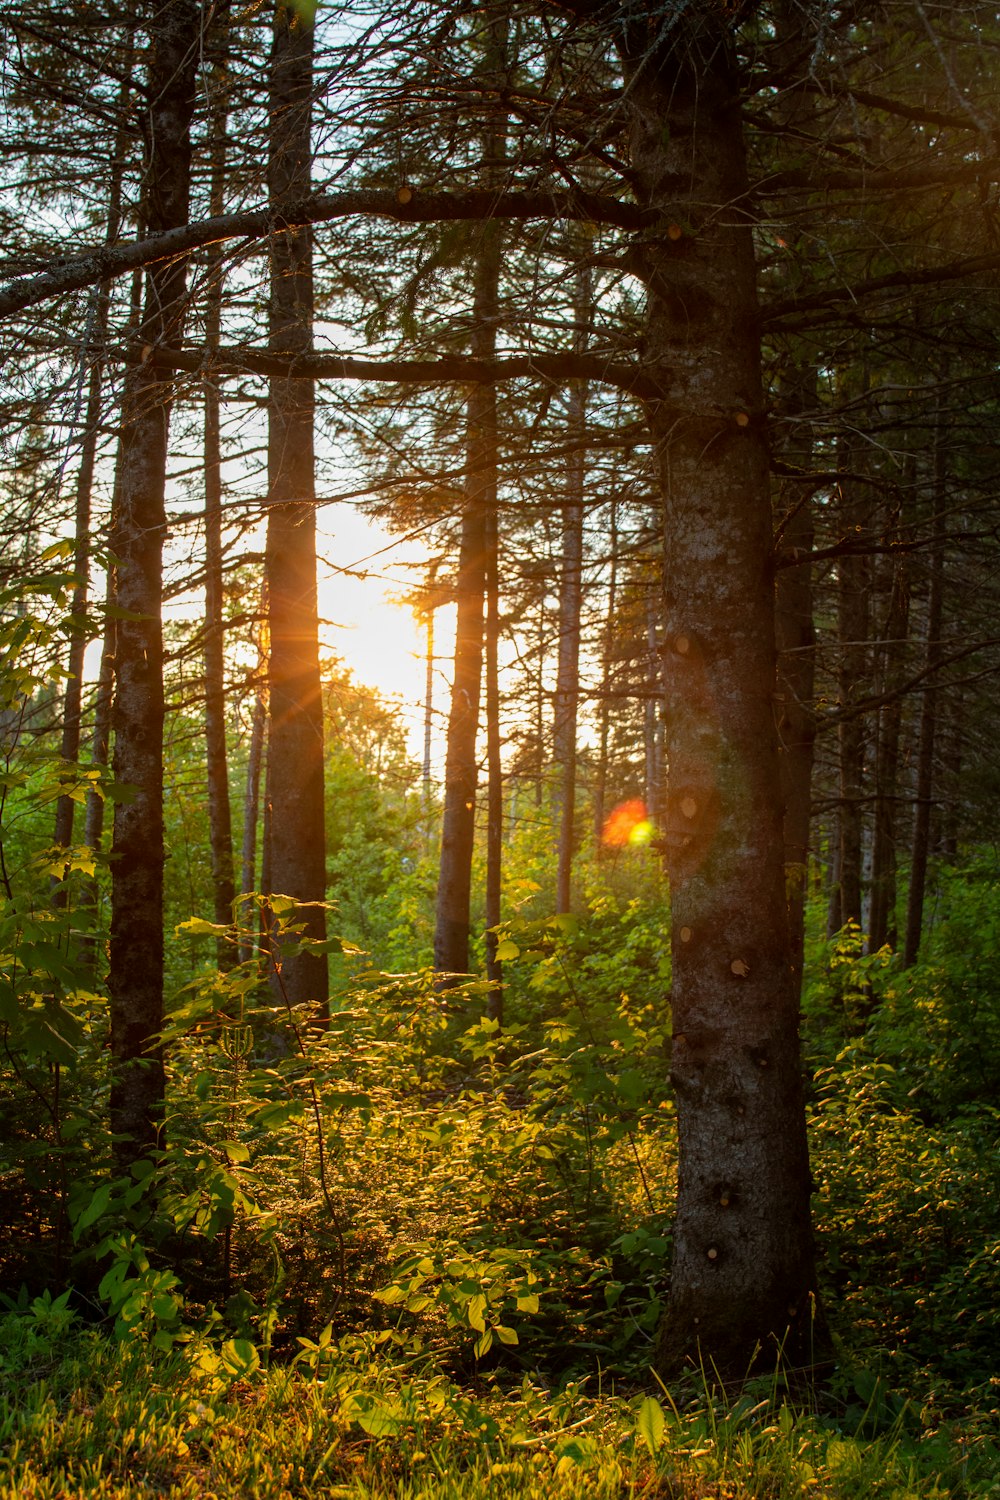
<box><xmin>1</xmin><ymin>0</ymin><xmax>999</xmax><ymax>1495</ymax></box>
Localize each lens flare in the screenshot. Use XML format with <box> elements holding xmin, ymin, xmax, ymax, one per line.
<box><xmin>601</xmin><ymin>798</ymin><xmax>653</xmax><ymax>848</ymax></box>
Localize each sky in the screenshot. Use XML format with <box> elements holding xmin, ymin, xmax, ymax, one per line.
<box><xmin>315</xmin><ymin>501</ymin><xmax>455</xmax><ymax>770</ymax></box>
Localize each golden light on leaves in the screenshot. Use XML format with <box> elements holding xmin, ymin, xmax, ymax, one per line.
<box><xmin>601</xmin><ymin>798</ymin><xmax>653</xmax><ymax>848</ymax></box>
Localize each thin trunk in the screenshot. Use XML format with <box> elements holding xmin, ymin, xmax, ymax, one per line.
<box><xmin>772</xmin><ymin>0</ymin><xmax>820</xmax><ymax>994</ymax></box>
<box><xmin>433</xmin><ymin>366</ymin><xmax>493</xmax><ymax>977</ymax></box>
<box><xmin>868</xmin><ymin>555</ymin><xmax>910</xmax><ymax>952</ymax></box>
<box><xmin>642</xmin><ymin>586</ymin><xmax>663</xmax><ymax>828</ymax></box>
<box><xmin>554</xmin><ymin>267</ymin><xmax>590</xmax><ymax>914</ymax></box>
<box><xmin>830</xmin><ymin>443</ymin><xmax>869</xmax><ymax>936</ymax></box>
<box><xmin>239</xmin><ymin>683</ymin><xmax>267</xmax><ymax>968</ymax></box>
<box><xmin>618</xmin><ymin>10</ymin><xmax>823</xmax><ymax>1376</ymax></box>
<box><xmin>265</xmin><ymin>0</ymin><xmax>328</xmax><ymax>1017</ymax></box>
<box><xmin>203</xmin><ymin>32</ymin><xmax>236</xmax><ymax>965</ymax></box>
<box><xmin>484</xmin><ymin>501</ymin><xmax>503</xmax><ymax>1021</ymax></box>
<box><xmin>434</xmin><ymin>10</ymin><xmax>506</xmax><ymax>978</ymax></box>
<box><xmin>904</xmin><ymin>468</ymin><xmax>947</xmax><ymax>967</ymax></box>
<box><xmin>593</xmin><ymin>498</ymin><xmax>618</xmax><ymax>846</ymax></box>
<box><xmin>109</xmin><ymin>0</ymin><xmax>198</xmax><ymax>1164</ymax></box>
<box><xmin>774</xmin><ymin>369</ymin><xmax>817</xmax><ymax>990</ymax></box>
<box><xmin>84</xmin><ymin>567</ymin><xmax>115</xmax><ymax>859</ymax></box>
<box><xmin>53</xmin><ymin>67</ymin><xmax>133</xmax><ymax>881</ymax></box>
<box><xmin>939</xmin><ymin>688</ymin><xmax>963</xmax><ymax>862</ymax></box>
<box><xmin>423</xmin><ymin>605</ymin><xmax>434</xmax><ymax>843</ymax></box>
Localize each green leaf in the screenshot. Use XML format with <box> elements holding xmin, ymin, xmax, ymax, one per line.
<box><xmin>354</xmin><ymin>1402</ymin><xmax>403</xmax><ymax>1438</ymax></box>
<box><xmin>222</xmin><ymin>1141</ymin><xmax>250</xmax><ymax>1163</ymax></box>
<box><xmin>220</xmin><ymin>1339</ymin><xmax>260</xmax><ymax>1379</ymax></box>
<box><xmin>253</xmin><ymin>1100</ymin><xmax>305</xmax><ymax>1130</ymax></box>
<box><xmin>515</xmin><ymin>1293</ymin><xmax>539</xmax><ymax>1313</ymax></box>
<box><xmin>374</xmin><ymin>1284</ymin><xmax>405</xmax><ymax>1305</ymax></box>
<box><xmin>467</xmin><ymin>1293</ymin><xmax>487</xmax><ymax>1332</ymax></box>
<box><xmin>636</xmin><ymin>1395</ymin><xmax>666</xmax><ymax>1456</ymax></box>
<box><xmin>176</xmin><ymin>917</ymin><xmax>228</xmax><ymax>938</ymax></box>
<box><xmin>495</xmin><ymin>940</ymin><xmax>520</xmax><ymax>962</ymax></box>
<box><xmin>495</xmin><ymin>1324</ymin><xmax>518</xmax><ymax>1345</ymax></box>
<box><xmin>73</xmin><ymin>1182</ymin><xmax>112</xmax><ymax>1237</ymax></box>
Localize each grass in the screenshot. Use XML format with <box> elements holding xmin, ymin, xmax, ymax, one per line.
<box><xmin>1</xmin><ymin>1309</ymin><xmax>996</xmax><ymax>1500</ymax></box>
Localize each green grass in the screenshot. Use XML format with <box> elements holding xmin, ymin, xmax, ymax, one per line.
<box><xmin>1</xmin><ymin>1314</ymin><xmax>996</xmax><ymax>1500</ymax></box>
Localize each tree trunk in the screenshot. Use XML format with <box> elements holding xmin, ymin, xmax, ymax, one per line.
<box><xmin>53</xmin><ymin>65</ymin><xmax>133</xmax><ymax>887</ymax></box>
<box><xmin>771</xmin><ymin>0</ymin><xmax>821</xmax><ymax>996</ymax></box>
<box><xmin>484</xmin><ymin>498</ymin><xmax>503</xmax><ymax>1020</ymax></box>
<box><xmin>617</xmin><ymin>8</ymin><xmax>823</xmax><ymax>1376</ymax></box>
<box><xmin>774</xmin><ymin>366</ymin><xmax>817</xmax><ymax>992</ymax></box>
<box><xmin>203</xmin><ymin>39</ymin><xmax>237</xmax><ymax>966</ymax></box>
<box><xmin>265</xmin><ymin>0</ymin><xmax>328</xmax><ymax>1016</ymax></box>
<box><xmin>904</xmin><ymin>465</ymin><xmax>946</xmax><ymax>968</ymax></box>
<box><xmin>434</xmin><ymin>9</ymin><xmax>506</xmax><ymax>980</ymax></box>
<box><xmin>868</xmin><ymin>554</ymin><xmax>909</xmax><ymax>952</ymax></box>
<box><xmin>829</xmin><ymin>440</ymin><xmax>870</xmax><ymax>937</ymax></box>
<box><xmin>433</xmin><ymin>365</ymin><xmax>497</xmax><ymax>974</ymax></box>
<box><xmin>643</xmin><ymin>584</ymin><xmax>664</xmax><ymax>830</ymax></box>
<box><xmin>422</xmin><ymin>602</ymin><xmax>434</xmax><ymax>850</ymax></box>
<box><xmin>553</xmin><ymin>265</ymin><xmax>590</xmax><ymax>914</ymax></box>
<box><xmin>237</xmin><ymin>582</ymin><xmax>268</xmax><ymax>967</ymax></box>
<box><xmin>593</xmin><ymin>498</ymin><xmax>618</xmax><ymax>847</ymax></box>
<box><xmin>108</xmin><ymin>0</ymin><xmax>198</xmax><ymax>1163</ymax></box>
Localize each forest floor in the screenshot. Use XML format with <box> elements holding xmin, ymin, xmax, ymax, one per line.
<box><xmin>1</xmin><ymin>1315</ymin><xmax>997</xmax><ymax>1500</ymax></box>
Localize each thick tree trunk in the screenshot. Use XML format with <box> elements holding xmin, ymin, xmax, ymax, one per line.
<box><xmin>203</xmin><ymin>40</ymin><xmax>236</xmax><ymax>966</ymax></box>
<box><xmin>265</xmin><ymin>0</ymin><xmax>328</xmax><ymax>1016</ymax></box>
<box><xmin>109</xmin><ymin>0</ymin><xmax>198</xmax><ymax>1163</ymax></box>
<box><xmin>618</xmin><ymin>9</ymin><xmax>822</xmax><ymax>1376</ymax></box>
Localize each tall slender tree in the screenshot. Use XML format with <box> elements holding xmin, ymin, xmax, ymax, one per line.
<box><xmin>108</xmin><ymin>0</ymin><xmax>199</xmax><ymax>1161</ymax></box>
<box><xmin>264</xmin><ymin>0</ymin><xmax>328</xmax><ymax>1015</ymax></box>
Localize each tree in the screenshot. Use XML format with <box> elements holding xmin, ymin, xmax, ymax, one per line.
<box><xmin>264</xmin><ymin>0</ymin><xmax>328</xmax><ymax>1016</ymax></box>
<box><xmin>107</xmin><ymin>0</ymin><xmax>199</xmax><ymax>1162</ymax></box>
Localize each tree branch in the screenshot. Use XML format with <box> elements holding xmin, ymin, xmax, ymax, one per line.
<box><xmin>0</xmin><ymin>187</ymin><xmax>652</xmax><ymax>320</ymax></box>
<box><xmin>142</xmin><ymin>342</ymin><xmax>661</xmax><ymax>397</ymax></box>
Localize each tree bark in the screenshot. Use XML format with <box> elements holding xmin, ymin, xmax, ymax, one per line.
<box><xmin>829</xmin><ymin>435</ymin><xmax>870</xmax><ymax>937</ymax></box>
<box><xmin>53</xmin><ymin>61</ymin><xmax>134</xmax><ymax>888</ymax></box>
<box><xmin>616</xmin><ymin>7</ymin><xmax>823</xmax><ymax>1376</ymax></box>
<box><xmin>868</xmin><ymin>553</ymin><xmax>909</xmax><ymax>952</ymax></box>
<box><xmin>265</xmin><ymin>0</ymin><xmax>328</xmax><ymax>1017</ymax></box>
<box><xmin>203</xmin><ymin>33</ymin><xmax>237</xmax><ymax>966</ymax></box>
<box><xmin>593</xmin><ymin>498</ymin><xmax>618</xmax><ymax>846</ymax></box>
<box><xmin>433</xmin><ymin>11</ymin><xmax>506</xmax><ymax>977</ymax></box>
<box><xmin>433</xmin><ymin>316</ymin><xmax>494</xmax><ymax>977</ymax></box>
<box><xmin>904</xmin><ymin>448</ymin><xmax>947</xmax><ymax>968</ymax></box>
<box><xmin>484</xmin><ymin>498</ymin><xmax>503</xmax><ymax>1021</ymax></box>
<box><xmin>108</xmin><ymin>0</ymin><xmax>198</xmax><ymax>1163</ymax></box>
<box><xmin>553</xmin><ymin>265</ymin><xmax>590</xmax><ymax>915</ymax></box>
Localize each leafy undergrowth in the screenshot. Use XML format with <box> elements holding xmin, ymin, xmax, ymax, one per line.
<box><xmin>1</xmin><ymin>1303</ymin><xmax>997</xmax><ymax>1500</ymax></box>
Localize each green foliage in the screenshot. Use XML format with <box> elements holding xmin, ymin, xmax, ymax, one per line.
<box><xmin>0</xmin><ymin>1324</ymin><xmax>994</xmax><ymax>1498</ymax></box>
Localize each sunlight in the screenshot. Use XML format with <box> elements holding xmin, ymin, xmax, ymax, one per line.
<box><xmin>315</xmin><ymin>504</ymin><xmax>455</xmax><ymax>766</ymax></box>
<box><xmin>601</xmin><ymin>797</ymin><xmax>653</xmax><ymax>848</ymax></box>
